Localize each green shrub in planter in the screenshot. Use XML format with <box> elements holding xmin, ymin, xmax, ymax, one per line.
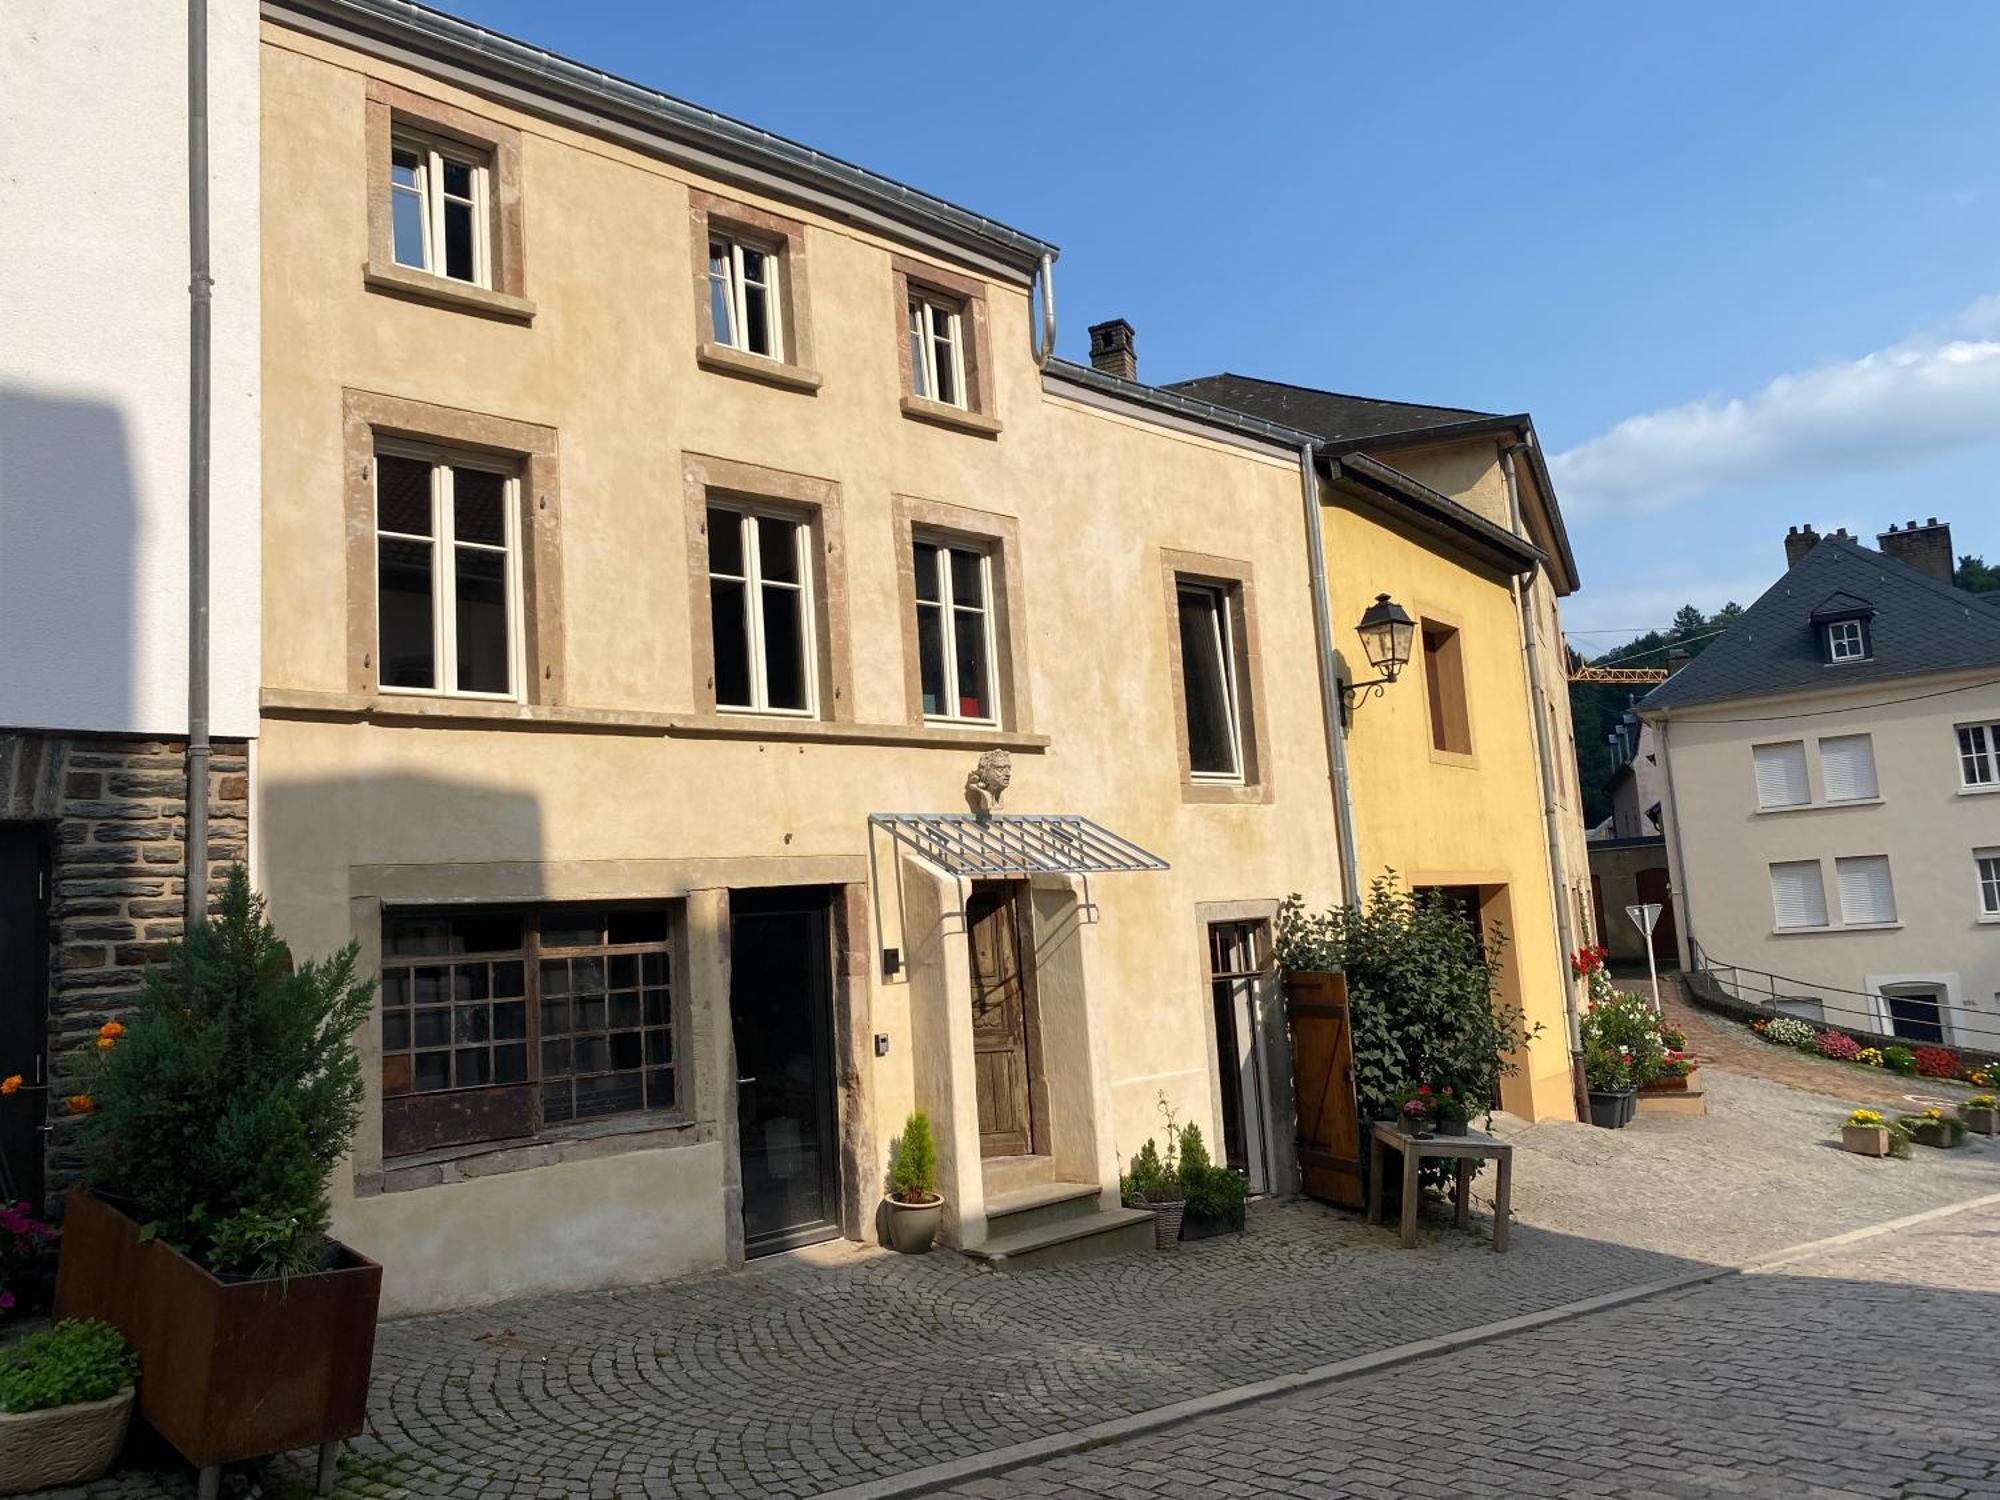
<box><xmin>1176</xmin><ymin>1124</ymin><xmax>1247</xmax><ymax>1228</ymax></box>
<box><xmin>1883</xmin><ymin>1045</ymin><xmax>1918</xmax><ymax>1077</ymax></box>
<box><xmin>0</xmin><ymin>1319</ymin><xmax>137</xmax><ymax>1415</ymax></box>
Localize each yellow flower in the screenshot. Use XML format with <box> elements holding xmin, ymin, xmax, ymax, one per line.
<box><xmin>0</xmin><ymin>1075</ymin><xmax>20</xmax><ymax>1096</ymax></box>
<box><xmin>1847</xmin><ymin>1108</ymin><xmax>1883</xmax><ymax>1127</ymax></box>
<box><xmin>1923</xmin><ymin>1108</ymin><xmax>1943</xmax><ymax>1120</ymax></box>
<box><xmin>66</xmin><ymin>1094</ymin><xmax>94</xmax><ymax>1115</ymax></box>
<box><xmin>94</xmin><ymin>1036</ymin><xmax>116</xmax><ymax>1051</ymax></box>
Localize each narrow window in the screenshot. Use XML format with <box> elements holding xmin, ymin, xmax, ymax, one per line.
<box><xmin>1207</xmin><ymin>921</ymin><xmax>1267</xmax><ymax>1180</ymax></box>
<box><xmin>1752</xmin><ymin>741</ymin><xmax>1810</xmax><ymax>809</ymax></box>
<box><xmin>388</xmin><ymin>131</ymin><xmax>489</xmax><ymax>287</ymax></box>
<box><xmin>1768</xmin><ymin>860</ymin><xmax>1828</xmax><ymax>930</ymax></box>
<box><xmin>707</xmin><ymin>236</ymin><xmax>781</xmax><ymax>358</ymax></box>
<box><xmin>1817</xmin><ymin>734</ymin><xmax>1878</xmax><ymax>803</ymax></box>
<box><xmin>1976</xmin><ymin>850</ymin><xmax>2000</xmax><ymax>916</ymax></box>
<box><xmin>913</xmin><ymin>539</ymin><xmax>995</xmax><ymax>723</ymax></box>
<box><xmin>1834</xmin><ymin>855</ymin><xmax>1896</xmax><ymax>926</ymax></box>
<box><xmin>707</xmin><ymin>505</ymin><xmax>815</xmax><ymax>715</ymax></box>
<box><xmin>1177</xmin><ymin>583</ymin><xmax>1243</xmax><ymax>781</ymax></box>
<box><xmin>1421</xmin><ymin>621</ymin><xmax>1472</xmax><ymax>755</ymax></box>
<box><xmin>375</xmin><ymin>448</ymin><xmax>520</xmax><ymax>698</ymax></box>
<box><xmin>1824</xmin><ymin>618</ymin><xmax>1867</xmax><ymax>662</ymax></box>
<box><xmin>1959</xmin><ymin>724</ymin><xmax>1997</xmax><ymax>788</ymax></box>
<box><xmin>908</xmin><ymin>292</ymin><xmax>966</xmax><ymax>407</ymax></box>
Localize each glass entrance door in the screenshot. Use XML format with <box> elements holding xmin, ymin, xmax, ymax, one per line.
<box><xmin>730</xmin><ymin>897</ymin><xmax>839</xmax><ymax>1256</ymax></box>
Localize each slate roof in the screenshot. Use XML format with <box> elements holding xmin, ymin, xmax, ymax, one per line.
<box><xmin>1639</xmin><ymin>536</ymin><xmax>2000</xmax><ymax>713</ymax></box>
<box><xmin>1162</xmin><ymin>373</ymin><xmax>1496</xmax><ymax>444</ymax></box>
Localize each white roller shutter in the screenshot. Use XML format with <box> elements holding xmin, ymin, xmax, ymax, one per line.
<box><xmin>1754</xmin><ymin>741</ymin><xmax>1810</xmax><ymax>809</ymax></box>
<box><xmin>1819</xmin><ymin>735</ymin><xmax>1878</xmax><ymax>802</ymax></box>
<box><xmin>1769</xmin><ymin>861</ymin><xmax>1828</xmax><ymax>929</ymax></box>
<box><xmin>1836</xmin><ymin>855</ymin><xmax>1896</xmax><ymax>925</ymax></box>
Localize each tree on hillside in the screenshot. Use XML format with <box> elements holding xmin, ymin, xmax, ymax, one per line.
<box><xmin>1956</xmin><ymin>555</ymin><xmax>2000</xmax><ymax>593</ymax></box>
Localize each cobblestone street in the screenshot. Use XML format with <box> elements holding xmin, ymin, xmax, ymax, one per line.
<box><xmin>57</xmin><ymin>1069</ymin><xmax>2000</xmax><ymax>1500</ymax></box>
<box><xmin>949</xmin><ymin>1196</ymin><xmax>2000</xmax><ymax>1499</ymax></box>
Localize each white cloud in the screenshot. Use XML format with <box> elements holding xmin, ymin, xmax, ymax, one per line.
<box><xmin>1550</xmin><ymin>298</ymin><xmax>2000</xmax><ymax>517</ymax></box>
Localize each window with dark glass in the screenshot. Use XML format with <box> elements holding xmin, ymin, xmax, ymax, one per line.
<box><xmin>1177</xmin><ymin>582</ymin><xmax>1243</xmax><ymax>780</ymax></box>
<box><xmin>707</xmin><ymin>504</ymin><xmax>814</xmax><ymax>714</ymax></box>
<box><xmin>707</xmin><ymin>236</ymin><xmax>780</xmax><ymax>358</ymax></box>
<box><xmin>375</xmin><ymin>447</ymin><xmax>518</xmax><ymax>698</ymax></box>
<box><xmin>389</xmin><ymin>132</ymin><xmax>488</xmax><ymax>286</ymax></box>
<box><xmin>914</xmin><ymin>538</ymin><xmax>994</xmax><ymax>722</ymax></box>
<box><xmin>1824</xmin><ymin>618</ymin><xmax>1869</xmax><ymax>663</ymax></box>
<box><xmin>908</xmin><ymin>292</ymin><xmax>966</xmax><ymax>407</ymax></box>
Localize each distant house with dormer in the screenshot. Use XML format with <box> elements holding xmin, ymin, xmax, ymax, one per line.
<box><xmin>1639</xmin><ymin>519</ymin><xmax>2000</xmax><ymax>1050</ymax></box>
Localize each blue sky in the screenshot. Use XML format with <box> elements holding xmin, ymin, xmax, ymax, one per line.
<box><xmin>447</xmin><ymin>0</ymin><xmax>2000</xmax><ymax>642</ymax></box>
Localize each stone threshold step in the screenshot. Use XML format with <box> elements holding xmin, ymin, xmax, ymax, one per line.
<box><xmin>962</xmin><ymin>1206</ymin><xmax>1157</xmax><ymax>1271</ymax></box>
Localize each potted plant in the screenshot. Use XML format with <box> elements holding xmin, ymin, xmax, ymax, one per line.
<box><xmin>53</xmin><ymin>868</ymin><xmax>381</xmax><ymax>1496</ymax></box>
<box><xmin>1120</xmin><ymin>1135</ymin><xmax>1186</xmax><ymax>1249</ymax></box>
<box><xmin>0</xmin><ymin>1199</ymin><xmax>56</xmax><ymax>1321</ymax></box>
<box><xmin>0</xmin><ymin>1318</ymin><xmax>138</xmax><ymax>1493</ymax></box>
<box><xmin>1898</xmin><ymin>1108</ymin><xmax>1967</xmax><ymax>1149</ymax></box>
<box><xmin>1393</xmin><ymin>1084</ymin><xmax>1437</xmax><ymax>1138</ymax></box>
<box><xmin>1840</xmin><ymin>1108</ymin><xmax>1892</xmax><ymax>1157</ymax></box>
<box><xmin>882</xmin><ymin>1112</ymin><xmax>943</xmax><ymax>1254</ymax></box>
<box><xmin>1580</xmin><ymin>988</ymin><xmax>1661</xmax><ymax>1128</ymax></box>
<box><xmin>1175</xmin><ymin>1125</ymin><xmax>1248</xmax><ymax>1240</ymax></box>
<box><xmin>1640</xmin><ymin>1051</ymin><xmax>1699</xmax><ymax>1094</ymax></box>
<box><xmin>1961</xmin><ymin>1095</ymin><xmax>1999</xmax><ymax>1136</ymax></box>
<box><xmin>1429</xmin><ymin>1085</ymin><xmax>1473</xmax><ymax>1136</ymax></box>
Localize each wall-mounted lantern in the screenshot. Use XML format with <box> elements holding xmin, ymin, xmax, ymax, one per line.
<box><xmin>1344</xmin><ymin>592</ymin><xmax>1415</xmax><ymax>713</ymax></box>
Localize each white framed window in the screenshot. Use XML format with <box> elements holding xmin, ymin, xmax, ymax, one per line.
<box><xmin>374</xmin><ymin>445</ymin><xmax>522</xmax><ymax>699</ymax></box>
<box><xmin>913</xmin><ymin>538</ymin><xmax>997</xmax><ymax>724</ymax></box>
<box><xmin>908</xmin><ymin>292</ymin><xmax>967</xmax><ymax>408</ymax></box>
<box><xmin>1177</xmin><ymin>582</ymin><xmax>1244</xmax><ymax>782</ymax></box>
<box><xmin>1818</xmin><ymin>734</ymin><xmax>1878</xmax><ymax>803</ymax></box>
<box><xmin>1835</xmin><ymin>855</ymin><xmax>1896</xmax><ymax>926</ymax></box>
<box><xmin>707</xmin><ymin>236</ymin><xmax>782</xmax><ymax>359</ymax></box>
<box><xmin>1958</xmin><ymin>723</ymin><xmax>1999</xmax><ymax>788</ymax></box>
<box><xmin>1824</xmin><ymin>618</ymin><xmax>1867</xmax><ymax>662</ymax></box>
<box><xmin>1977</xmin><ymin>850</ymin><xmax>2000</xmax><ymax>916</ymax></box>
<box><xmin>389</xmin><ymin>132</ymin><xmax>491</xmax><ymax>287</ymax></box>
<box><xmin>1768</xmin><ymin>860</ymin><xmax>1828</xmax><ymax>930</ymax></box>
<box><xmin>706</xmin><ymin>504</ymin><xmax>816</xmax><ymax>716</ymax></box>
<box><xmin>1753</xmin><ymin>740</ymin><xmax>1810</xmax><ymax>809</ymax></box>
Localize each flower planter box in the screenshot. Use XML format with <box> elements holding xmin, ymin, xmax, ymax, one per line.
<box><xmin>1961</xmin><ymin>1106</ymin><xmax>1999</xmax><ymax>1137</ymax></box>
<box><xmin>0</xmin><ymin>1385</ymin><xmax>133</xmax><ymax>1494</ymax></box>
<box><xmin>1639</xmin><ymin>1068</ymin><xmax>1700</xmax><ymax>1094</ymax></box>
<box><xmin>1179</xmin><ymin>1202</ymin><xmax>1247</xmax><ymax>1241</ymax></box>
<box><xmin>1586</xmin><ymin>1088</ymin><xmax>1637</xmax><ymax>1129</ymax></box>
<box><xmin>52</xmin><ymin>1189</ymin><xmax>381</xmax><ymax>1479</ymax></box>
<box><xmin>1841</xmin><ymin>1124</ymin><xmax>1891</xmax><ymax>1157</ymax></box>
<box><xmin>1907</xmin><ymin>1119</ymin><xmax>1966</xmax><ymax>1150</ymax></box>
<box><xmin>1125</xmin><ymin>1198</ymin><xmax>1185</xmax><ymax>1248</ymax></box>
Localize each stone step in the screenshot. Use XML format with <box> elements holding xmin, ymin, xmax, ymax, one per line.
<box><xmin>962</xmin><ymin>1205</ymin><xmax>1158</xmax><ymax>1271</ymax></box>
<box><xmin>983</xmin><ymin>1179</ymin><xmax>1103</xmax><ymax>1237</ymax></box>
<box><xmin>979</xmin><ymin>1152</ymin><xmax>1057</xmax><ymax>1198</ymax></box>
<box><xmin>1636</xmin><ymin>1087</ymin><xmax>1707</xmax><ymax>1117</ymax></box>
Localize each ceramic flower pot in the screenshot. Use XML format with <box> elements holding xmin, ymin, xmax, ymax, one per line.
<box><xmin>0</xmin><ymin>1385</ymin><xmax>134</xmax><ymax>1494</ymax></box>
<box><xmin>882</xmin><ymin>1193</ymin><xmax>944</xmax><ymax>1254</ymax></box>
<box><xmin>1841</xmin><ymin>1124</ymin><xmax>1890</xmax><ymax>1157</ymax></box>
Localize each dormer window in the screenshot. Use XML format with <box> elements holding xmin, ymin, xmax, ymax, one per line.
<box><xmin>1808</xmin><ymin>589</ymin><xmax>1874</xmax><ymax>666</ymax></box>
<box><xmin>1825</xmin><ymin>618</ymin><xmax>1868</xmax><ymax>663</ymax></box>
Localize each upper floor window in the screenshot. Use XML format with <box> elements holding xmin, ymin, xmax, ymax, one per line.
<box><xmin>390</xmin><ymin>132</ymin><xmax>490</xmax><ymax>287</ymax></box>
<box><xmin>1818</xmin><ymin>733</ymin><xmax>1878</xmax><ymax>802</ymax></box>
<box><xmin>1177</xmin><ymin>582</ymin><xmax>1244</xmax><ymax>782</ymax></box>
<box><xmin>914</xmin><ymin>539</ymin><xmax>995</xmax><ymax>723</ymax></box>
<box><xmin>1834</xmin><ymin>854</ymin><xmax>1896</xmax><ymax>926</ymax></box>
<box><xmin>1824</xmin><ymin>618</ymin><xmax>1868</xmax><ymax>663</ymax></box>
<box><xmin>1422</xmin><ymin>620</ymin><xmax>1472</xmax><ymax>757</ymax></box>
<box><xmin>1958</xmin><ymin>722</ymin><xmax>1999</xmax><ymax>788</ymax></box>
<box><xmin>1753</xmin><ymin>740</ymin><xmax>1809</xmax><ymax>809</ymax></box>
<box><xmin>707</xmin><ymin>236</ymin><xmax>781</xmax><ymax>360</ymax></box>
<box><xmin>908</xmin><ymin>292</ymin><xmax>967</xmax><ymax>408</ymax></box>
<box><xmin>375</xmin><ymin>446</ymin><xmax>520</xmax><ymax>699</ymax></box>
<box><xmin>707</xmin><ymin>504</ymin><xmax>816</xmax><ymax>716</ymax></box>
<box><xmin>1768</xmin><ymin>860</ymin><xmax>1828</xmax><ymax>930</ymax></box>
<box><xmin>1977</xmin><ymin>849</ymin><xmax>2000</xmax><ymax>917</ymax></box>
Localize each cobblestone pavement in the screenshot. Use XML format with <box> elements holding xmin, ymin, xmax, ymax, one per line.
<box><xmin>947</xmin><ymin>1196</ymin><xmax>2000</xmax><ymax>1498</ymax></box>
<box><xmin>56</xmin><ymin>1070</ymin><xmax>2000</xmax><ymax>1500</ymax></box>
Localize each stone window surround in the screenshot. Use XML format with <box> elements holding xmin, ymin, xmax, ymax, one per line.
<box><xmin>682</xmin><ymin>453</ymin><xmax>854</xmax><ymax>723</ymax></box>
<box><xmin>891</xmin><ymin>494</ymin><xmax>1033</xmax><ymax>733</ymax></box>
<box><xmin>687</xmin><ymin>189</ymin><xmax>822</xmax><ymax>393</ymax></box>
<box><xmin>362</xmin><ymin>79</ymin><xmax>534</xmax><ymax>323</ymax></box>
<box><xmin>891</xmin><ymin>254</ymin><xmax>1001</xmax><ymax>438</ymax></box>
<box><xmin>1160</xmin><ymin>548</ymin><xmax>1272</xmax><ymax>805</ymax></box>
<box><xmin>343</xmin><ymin>389</ymin><xmax>566</xmax><ymax>707</ymax></box>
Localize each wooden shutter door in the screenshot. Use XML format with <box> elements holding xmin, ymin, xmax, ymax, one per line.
<box><xmin>1284</xmin><ymin>969</ymin><xmax>1363</xmax><ymax>1208</ymax></box>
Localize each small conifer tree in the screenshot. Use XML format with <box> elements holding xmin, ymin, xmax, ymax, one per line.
<box><xmin>887</xmin><ymin>1112</ymin><xmax>937</xmax><ymax>1202</ymax></box>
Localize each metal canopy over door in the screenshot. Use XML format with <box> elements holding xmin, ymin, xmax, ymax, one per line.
<box><xmin>967</xmin><ymin>883</ymin><xmax>1033</xmax><ymax>1157</ymax></box>
<box><xmin>730</xmin><ymin>893</ymin><xmax>840</xmax><ymax>1257</ymax></box>
<box><xmin>0</xmin><ymin>827</ymin><xmax>48</xmax><ymax>1208</ymax></box>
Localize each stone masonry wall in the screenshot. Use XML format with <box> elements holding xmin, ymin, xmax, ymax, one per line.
<box><xmin>0</xmin><ymin>732</ymin><xmax>250</xmax><ymax>1201</ymax></box>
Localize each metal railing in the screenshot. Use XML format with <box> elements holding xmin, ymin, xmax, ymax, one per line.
<box><xmin>1693</xmin><ymin>945</ymin><xmax>2000</xmax><ymax>1054</ymax></box>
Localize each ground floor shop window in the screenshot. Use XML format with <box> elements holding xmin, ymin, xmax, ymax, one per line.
<box><xmin>380</xmin><ymin>906</ymin><xmax>678</xmax><ymax>1155</ymax></box>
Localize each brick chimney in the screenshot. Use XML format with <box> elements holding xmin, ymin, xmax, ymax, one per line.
<box><xmin>1783</xmin><ymin>523</ymin><xmax>1822</xmax><ymax>568</ymax></box>
<box><xmin>1087</xmin><ymin>319</ymin><xmax>1137</xmax><ymax>382</ymax></box>
<box><xmin>1877</xmin><ymin>517</ymin><xmax>1954</xmax><ymax>583</ymax></box>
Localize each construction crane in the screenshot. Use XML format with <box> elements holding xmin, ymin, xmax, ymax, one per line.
<box><xmin>1567</xmin><ymin>663</ymin><xmax>1670</xmax><ymax>685</ymax></box>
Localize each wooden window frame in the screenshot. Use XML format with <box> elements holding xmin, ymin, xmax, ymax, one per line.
<box><xmin>344</xmin><ymin>390</ymin><xmax>565</xmax><ymax>706</ymax></box>
<box><xmin>388</xmin><ymin>128</ymin><xmax>492</xmax><ymax>288</ymax></box>
<box><xmin>688</xmin><ymin>191</ymin><xmax>820</xmax><ymax>392</ymax></box>
<box><xmin>891</xmin><ymin>255</ymin><xmax>1000</xmax><ymax>437</ymax></box>
<box><xmin>683</xmin><ymin>453</ymin><xmax>852</xmax><ymax>722</ymax></box>
<box><xmin>363</xmin><ymin>80</ymin><xmax>532</xmax><ymax>322</ymax></box>
<box><xmin>1420</xmin><ymin>616</ymin><xmax>1475</xmax><ymax>765</ymax></box>
<box><xmin>1160</xmin><ymin>549</ymin><xmax>1271</xmax><ymax>805</ymax></box>
<box><xmin>892</xmin><ymin>495</ymin><xmax>1031</xmax><ymax>732</ymax></box>
<box><xmin>704</xmin><ymin>500</ymin><xmax>820</xmax><ymax>719</ymax></box>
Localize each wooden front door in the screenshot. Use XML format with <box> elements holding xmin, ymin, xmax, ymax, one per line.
<box><xmin>967</xmin><ymin>883</ymin><xmax>1033</xmax><ymax>1158</ymax></box>
<box><xmin>1285</xmin><ymin>968</ymin><xmax>1362</xmax><ymax>1208</ymax></box>
<box><xmin>1634</xmin><ymin>865</ymin><xmax>1678</xmax><ymax>965</ymax></box>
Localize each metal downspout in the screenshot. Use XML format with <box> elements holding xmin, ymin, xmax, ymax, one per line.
<box><xmin>1031</xmin><ymin>253</ymin><xmax>1057</xmax><ymax>369</ymax></box>
<box><xmin>1300</xmin><ymin>446</ymin><xmax>1361</xmax><ymax>907</ymax></box>
<box><xmin>1657</xmin><ymin>711</ymin><xmax>1697</xmax><ymax>968</ymax></box>
<box><xmin>184</xmin><ymin>0</ymin><xmax>214</xmax><ymax>932</ymax></box>
<box><xmin>1501</xmin><ymin>446</ymin><xmax>1585</xmax><ymax>1096</ymax></box>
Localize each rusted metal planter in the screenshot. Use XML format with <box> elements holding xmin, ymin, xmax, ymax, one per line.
<box><xmin>52</xmin><ymin>1190</ymin><xmax>380</xmax><ymax>1487</ymax></box>
<box><xmin>1640</xmin><ymin>1066</ymin><xmax>1700</xmax><ymax>1094</ymax></box>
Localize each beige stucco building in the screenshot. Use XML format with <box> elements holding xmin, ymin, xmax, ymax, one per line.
<box><xmin>252</xmin><ymin>0</ymin><xmax>1590</xmax><ymax>1314</ymax></box>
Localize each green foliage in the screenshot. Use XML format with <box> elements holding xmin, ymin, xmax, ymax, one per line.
<box><xmin>887</xmin><ymin>1112</ymin><xmax>937</xmax><ymax>1202</ymax></box>
<box><xmin>1120</xmin><ymin>1138</ymin><xmax>1178</xmax><ymax>1205</ymax></box>
<box><xmin>0</xmin><ymin>1319</ymin><xmax>136</xmax><ymax>1414</ymax></box>
<box><xmin>1956</xmin><ymin>554</ymin><xmax>2000</xmax><ymax>594</ymax></box>
<box><xmin>83</xmin><ymin>866</ymin><xmax>373</xmax><ymax>1279</ymax></box>
<box><xmin>1896</xmin><ymin>1112</ymin><xmax>1966</xmax><ymax>1148</ymax></box>
<box><xmin>1174</xmin><ymin>1124</ymin><xmax>1248</xmax><ymax>1219</ymax></box>
<box><xmin>1579</xmin><ymin>989</ymin><xmax>1666</xmax><ymax>1090</ymax></box>
<box><xmin>1883</xmin><ymin>1045</ymin><xmax>1918</xmax><ymax>1076</ymax></box>
<box><xmin>1276</xmin><ymin>878</ymin><xmax>1534</xmax><ymax>1124</ymax></box>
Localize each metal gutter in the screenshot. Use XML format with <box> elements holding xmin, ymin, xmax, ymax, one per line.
<box><xmin>1042</xmin><ymin>360</ymin><xmax>1319</xmax><ymax>457</ymax></box>
<box><xmin>1299</xmin><ymin>448</ymin><xmax>1361</xmax><ymax>908</ymax></box>
<box><xmin>264</xmin><ymin>0</ymin><xmax>1059</xmax><ymax>281</ymax></box>
<box><xmin>185</xmin><ymin>0</ymin><xmax>214</xmax><ymax>930</ymax></box>
<box><xmin>1657</xmin><ymin>711</ymin><xmax>1697</xmax><ymax>967</ymax></box>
